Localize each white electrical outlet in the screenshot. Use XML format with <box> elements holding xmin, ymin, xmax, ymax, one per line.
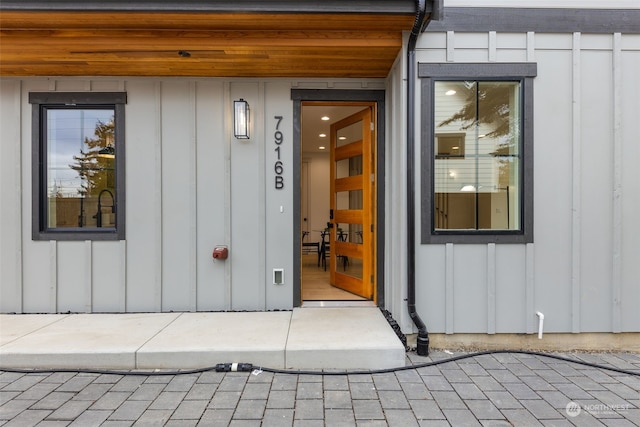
<box><xmin>273</xmin><ymin>268</ymin><xmax>284</xmax><ymax>285</ymax></box>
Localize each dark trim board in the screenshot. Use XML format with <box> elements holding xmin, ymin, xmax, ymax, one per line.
<box><xmin>419</xmin><ymin>63</ymin><xmax>537</xmax><ymax>79</ymax></box>
<box><xmin>425</xmin><ymin>7</ymin><xmax>640</xmax><ymax>34</ymax></box>
<box><xmin>291</xmin><ymin>89</ymin><xmax>386</xmax><ymax>308</ymax></box>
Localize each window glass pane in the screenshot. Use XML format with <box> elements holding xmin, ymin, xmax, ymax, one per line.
<box><xmin>46</xmin><ymin>109</ymin><xmax>116</xmax><ymax>229</ymax></box>
<box><xmin>434</xmin><ymin>81</ymin><xmax>520</xmax><ymax>231</ymax></box>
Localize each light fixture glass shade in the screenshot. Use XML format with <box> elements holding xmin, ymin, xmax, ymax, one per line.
<box><xmin>234</xmin><ymin>99</ymin><xmax>250</xmax><ymax>139</ymax></box>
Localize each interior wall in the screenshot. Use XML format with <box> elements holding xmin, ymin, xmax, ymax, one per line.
<box><xmin>301</xmin><ymin>152</ymin><xmax>330</xmax><ymax>241</ymax></box>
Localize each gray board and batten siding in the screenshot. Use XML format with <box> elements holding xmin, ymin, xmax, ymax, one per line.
<box><xmin>407</xmin><ymin>7</ymin><xmax>640</xmax><ymax>336</ymax></box>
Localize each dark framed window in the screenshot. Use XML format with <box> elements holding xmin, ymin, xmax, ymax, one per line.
<box><xmin>30</xmin><ymin>92</ymin><xmax>126</xmax><ymax>241</ymax></box>
<box><xmin>419</xmin><ymin>63</ymin><xmax>536</xmax><ymax>244</ymax></box>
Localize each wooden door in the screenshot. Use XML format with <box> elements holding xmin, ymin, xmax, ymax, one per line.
<box><xmin>329</xmin><ymin>107</ymin><xmax>375</xmax><ymax>299</ymax></box>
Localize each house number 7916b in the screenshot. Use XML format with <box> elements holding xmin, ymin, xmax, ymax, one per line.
<box><xmin>274</xmin><ymin>115</ymin><xmax>284</xmax><ymax>189</ymax></box>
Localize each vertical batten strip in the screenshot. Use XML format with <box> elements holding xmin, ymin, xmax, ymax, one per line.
<box><xmin>445</xmin><ymin>243</ymin><xmax>454</xmax><ymax>334</ymax></box>
<box><xmin>85</xmin><ymin>240</ymin><xmax>92</xmax><ymax>313</ymax></box>
<box><xmin>446</xmin><ymin>31</ymin><xmax>455</xmax><ymax>62</ymax></box>
<box><xmin>120</xmin><ymin>240</ymin><xmax>126</xmax><ymax>312</ymax></box>
<box><xmin>525</xmin><ymin>243</ymin><xmax>535</xmax><ymax>334</ymax></box>
<box><xmin>224</xmin><ymin>82</ymin><xmax>232</xmax><ymax>309</ymax></box>
<box><xmin>189</xmin><ymin>82</ymin><xmax>198</xmax><ymax>312</ymax></box>
<box><xmin>525</xmin><ymin>32</ymin><xmax>536</xmax><ymax>335</ymax></box>
<box><xmin>571</xmin><ymin>32</ymin><xmax>582</xmax><ymax>334</ymax></box>
<box><xmin>120</xmin><ymin>81</ymin><xmax>127</xmax><ymax>312</ymax></box>
<box><xmin>612</xmin><ymin>33</ymin><xmax>623</xmax><ymax>333</ymax></box>
<box><xmin>17</xmin><ymin>80</ymin><xmax>24</xmax><ymax>312</ymax></box>
<box><xmin>154</xmin><ymin>82</ymin><xmax>163</xmax><ymax>311</ymax></box>
<box><xmin>487</xmin><ymin>243</ymin><xmax>496</xmax><ymax>334</ymax></box>
<box><xmin>488</xmin><ymin>31</ymin><xmax>497</xmax><ymax>62</ymax></box>
<box><xmin>49</xmin><ymin>241</ymin><xmax>57</xmax><ymax>312</ymax></box>
<box><xmin>526</xmin><ymin>32</ymin><xmax>535</xmax><ymax>62</ymax></box>
<box><xmin>258</xmin><ymin>83</ymin><xmax>267</xmax><ymax>309</ymax></box>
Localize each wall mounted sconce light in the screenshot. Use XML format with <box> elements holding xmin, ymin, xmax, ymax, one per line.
<box><xmin>234</xmin><ymin>98</ymin><xmax>250</xmax><ymax>139</ymax></box>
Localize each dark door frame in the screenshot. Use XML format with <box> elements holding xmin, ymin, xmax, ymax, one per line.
<box><xmin>292</xmin><ymin>89</ymin><xmax>386</xmax><ymax>308</ymax></box>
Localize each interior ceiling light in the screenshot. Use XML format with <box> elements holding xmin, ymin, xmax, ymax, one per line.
<box><xmin>321</xmin><ymin>116</ymin><xmax>330</xmax><ymax>121</ymax></box>
<box><xmin>319</xmin><ymin>133</ymin><xmax>326</xmax><ymax>138</ymax></box>
<box><xmin>318</xmin><ymin>146</ymin><xmax>326</xmax><ymax>150</ymax></box>
<box><xmin>338</xmin><ymin>136</ymin><xmax>347</xmax><ymax>140</ymax></box>
<box><xmin>445</xmin><ymin>89</ymin><xmax>456</xmax><ymax>96</ymax></box>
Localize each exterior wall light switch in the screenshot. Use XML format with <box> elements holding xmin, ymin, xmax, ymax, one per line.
<box><xmin>273</xmin><ymin>268</ymin><xmax>284</xmax><ymax>285</ymax></box>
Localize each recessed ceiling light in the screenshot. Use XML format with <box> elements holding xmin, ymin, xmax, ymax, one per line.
<box><xmin>318</xmin><ymin>146</ymin><xmax>326</xmax><ymax>150</ymax></box>
<box><xmin>319</xmin><ymin>133</ymin><xmax>326</xmax><ymax>138</ymax></box>
<box><xmin>338</xmin><ymin>136</ymin><xmax>347</xmax><ymax>140</ymax></box>
<box><xmin>321</xmin><ymin>116</ymin><xmax>330</xmax><ymax>121</ymax></box>
<box><xmin>445</xmin><ymin>90</ymin><xmax>456</xmax><ymax>96</ymax></box>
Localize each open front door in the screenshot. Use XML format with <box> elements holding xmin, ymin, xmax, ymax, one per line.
<box><xmin>329</xmin><ymin>107</ymin><xmax>375</xmax><ymax>299</ymax></box>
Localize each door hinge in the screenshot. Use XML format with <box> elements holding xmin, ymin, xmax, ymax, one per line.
<box><xmin>370</xmin><ymin>122</ymin><xmax>374</xmax><ymax>131</ymax></box>
<box><xmin>370</xmin><ymin>224</ymin><xmax>374</xmax><ymax>232</ymax></box>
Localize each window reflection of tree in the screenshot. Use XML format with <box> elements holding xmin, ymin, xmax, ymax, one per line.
<box><xmin>69</xmin><ymin>118</ymin><xmax>115</xmax><ymax>227</ymax></box>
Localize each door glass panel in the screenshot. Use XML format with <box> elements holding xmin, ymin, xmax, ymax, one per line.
<box><xmin>335</xmin><ymin>155</ymin><xmax>362</xmax><ymax>179</ymax></box>
<box><xmin>336</xmin><ymin>120</ymin><xmax>362</xmax><ymax>147</ymax></box>
<box><xmin>334</xmin><ymin>223</ymin><xmax>363</xmax><ymax>245</ymax></box>
<box><xmin>336</xmin><ymin>190</ymin><xmax>362</xmax><ymax>211</ymax></box>
<box><xmin>337</xmin><ymin>256</ymin><xmax>363</xmax><ymax>280</ymax></box>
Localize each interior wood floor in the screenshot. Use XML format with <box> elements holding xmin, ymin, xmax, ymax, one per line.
<box><xmin>301</xmin><ymin>253</ymin><xmax>366</xmax><ymax>301</ymax></box>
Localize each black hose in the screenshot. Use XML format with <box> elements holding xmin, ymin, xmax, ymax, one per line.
<box><xmin>1</xmin><ymin>350</ymin><xmax>638</xmax><ymax>377</ymax></box>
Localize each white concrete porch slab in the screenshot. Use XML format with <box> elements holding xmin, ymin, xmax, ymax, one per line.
<box><xmin>0</xmin><ymin>313</ymin><xmax>180</xmax><ymax>369</ymax></box>
<box><xmin>137</xmin><ymin>312</ymin><xmax>292</xmax><ymax>369</ymax></box>
<box><xmin>0</xmin><ymin>309</ymin><xmax>406</xmax><ymax>370</ymax></box>
<box><xmin>0</xmin><ymin>314</ymin><xmax>68</xmax><ymax>346</ymax></box>
<box><xmin>286</xmin><ymin>307</ymin><xmax>406</xmax><ymax>369</ymax></box>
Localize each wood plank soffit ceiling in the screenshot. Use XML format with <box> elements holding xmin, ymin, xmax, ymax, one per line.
<box><xmin>0</xmin><ymin>4</ymin><xmax>420</xmax><ymax>78</ymax></box>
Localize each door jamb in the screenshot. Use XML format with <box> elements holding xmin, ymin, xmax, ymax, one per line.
<box><xmin>291</xmin><ymin>89</ymin><xmax>386</xmax><ymax>308</ymax></box>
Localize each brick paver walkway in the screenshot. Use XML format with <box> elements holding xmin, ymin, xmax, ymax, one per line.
<box><xmin>1</xmin><ymin>351</ymin><xmax>638</xmax><ymax>426</ymax></box>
